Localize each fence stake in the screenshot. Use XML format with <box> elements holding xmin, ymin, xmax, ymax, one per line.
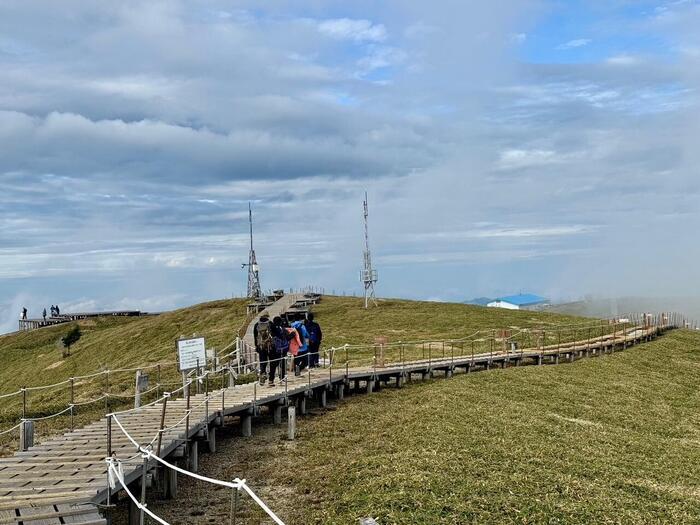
<box><xmin>104</xmin><ymin>371</ymin><xmax>109</xmax><ymax>413</ymax></box>
<box><xmin>22</xmin><ymin>387</ymin><xmax>26</xmax><ymax>419</ymax></box>
<box><xmin>70</xmin><ymin>378</ymin><xmax>75</xmax><ymax>431</ymax></box>
<box><xmin>157</xmin><ymin>364</ymin><xmax>162</xmax><ymax>399</ymax></box>
<box><xmin>185</xmin><ymin>385</ymin><xmax>191</xmax><ymax>465</ymax></box>
<box><xmin>139</xmin><ymin>455</ymin><xmax>148</xmax><ymax>525</ymax></box>
<box><xmin>106</xmin><ymin>414</ymin><xmax>113</xmax><ymax>509</ymax></box>
<box><xmin>156</xmin><ymin>395</ymin><xmax>168</xmax><ymax>458</ymax></box>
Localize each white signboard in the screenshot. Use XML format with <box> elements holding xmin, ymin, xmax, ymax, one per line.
<box><xmin>177</xmin><ymin>337</ymin><xmax>206</xmax><ymax>371</ymax></box>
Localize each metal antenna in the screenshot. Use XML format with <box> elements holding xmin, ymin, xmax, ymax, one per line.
<box><xmin>242</xmin><ymin>202</ymin><xmax>263</xmax><ymax>300</ymax></box>
<box><xmin>360</xmin><ymin>191</ymin><xmax>378</xmax><ymax>308</ymax></box>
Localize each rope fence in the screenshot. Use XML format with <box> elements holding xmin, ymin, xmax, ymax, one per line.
<box><xmin>0</xmin><ymin>311</ymin><xmax>691</xmax><ymax>452</ymax></box>
<box><xmin>109</xmin><ymin>404</ymin><xmax>286</xmax><ymax>525</ymax></box>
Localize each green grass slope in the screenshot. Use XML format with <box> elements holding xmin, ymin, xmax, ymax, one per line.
<box><xmin>0</xmin><ymin>299</ymin><xmax>249</xmax><ymax>394</ymax></box>
<box><xmin>315</xmin><ymin>296</ymin><xmax>591</xmax><ymax>347</ymax></box>
<box><xmin>0</xmin><ymin>299</ymin><xmax>249</xmax><ymax>453</ymax></box>
<box><xmin>0</xmin><ymin>295</ymin><xmax>593</xmax><ymax>456</ymax></box>
<box><xmin>220</xmin><ymin>328</ymin><xmax>700</xmax><ymax>524</ymax></box>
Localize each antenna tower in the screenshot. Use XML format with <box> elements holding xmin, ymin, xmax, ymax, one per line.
<box><xmin>360</xmin><ymin>192</ymin><xmax>378</xmax><ymax>308</ymax></box>
<box><xmin>243</xmin><ymin>203</ymin><xmax>263</xmax><ymax>300</ymax></box>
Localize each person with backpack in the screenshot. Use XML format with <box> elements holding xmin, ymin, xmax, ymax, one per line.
<box><xmin>254</xmin><ymin>314</ymin><xmax>273</xmax><ymax>386</ymax></box>
<box><xmin>305</xmin><ymin>312</ymin><xmax>323</xmax><ymax>368</ymax></box>
<box><xmin>269</xmin><ymin>316</ymin><xmax>294</xmax><ymax>386</ymax></box>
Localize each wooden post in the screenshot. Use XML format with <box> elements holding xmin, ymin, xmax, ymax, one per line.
<box><xmin>70</xmin><ymin>377</ymin><xmax>75</xmax><ymax>431</ymax></box>
<box><xmin>287</xmin><ymin>406</ymin><xmax>296</xmax><ymax>440</ymax></box>
<box><xmin>163</xmin><ymin>466</ymin><xmax>177</xmax><ymax>499</ymax></box>
<box><xmin>156</xmin><ymin>395</ymin><xmax>168</xmax><ymax>458</ymax></box>
<box><xmin>105</xmin><ymin>370</ymin><xmax>111</xmax><ymax>412</ymax></box>
<box><xmin>134</xmin><ymin>369</ymin><xmax>142</xmax><ymax>409</ymax></box>
<box><xmin>273</xmin><ymin>405</ymin><xmax>283</xmax><ymax>425</ymax></box>
<box><xmin>139</xmin><ymin>456</ymin><xmax>148</xmax><ymax>525</ymax></box>
<box><xmin>157</xmin><ymin>364</ymin><xmax>162</xmax><ymax>399</ymax></box>
<box><xmin>241</xmin><ymin>414</ymin><xmax>252</xmax><ymax>437</ymax></box>
<box><xmin>188</xmin><ymin>440</ymin><xmax>198</xmax><ymax>472</ymax></box>
<box><xmin>22</xmin><ymin>387</ymin><xmax>26</xmax><ymax>419</ymax></box>
<box><xmin>319</xmin><ymin>389</ymin><xmax>327</xmax><ymax>408</ymax></box>
<box><xmin>19</xmin><ymin>420</ymin><xmax>34</xmax><ymax>451</ymax></box>
<box><xmin>207</xmin><ymin>427</ymin><xmax>216</xmax><ymax>453</ymax></box>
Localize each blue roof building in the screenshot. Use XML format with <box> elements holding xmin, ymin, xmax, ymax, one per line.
<box><xmin>487</xmin><ymin>294</ymin><xmax>548</xmax><ymax>310</ymax></box>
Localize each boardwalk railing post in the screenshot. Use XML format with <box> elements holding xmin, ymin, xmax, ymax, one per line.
<box><xmin>21</xmin><ymin>387</ymin><xmax>26</xmax><ymax>419</ymax></box>
<box><xmin>19</xmin><ymin>419</ymin><xmax>34</xmax><ymax>451</ymax></box>
<box><xmin>107</xmin><ymin>414</ymin><xmax>113</xmax><ymax>509</ymax></box>
<box><xmin>139</xmin><ymin>454</ymin><xmax>148</xmax><ymax>525</ymax></box>
<box><xmin>134</xmin><ymin>369</ymin><xmax>142</xmax><ymax>409</ymax></box>
<box><xmin>287</xmin><ymin>406</ymin><xmax>296</xmax><ymax>440</ymax></box>
<box><xmin>157</xmin><ymin>364</ymin><xmax>162</xmax><ymax>399</ymax></box>
<box><xmin>104</xmin><ymin>370</ymin><xmax>110</xmax><ymax>413</ymax></box>
<box><xmin>68</xmin><ymin>377</ymin><xmax>75</xmax><ymax>432</ymax></box>
<box><xmin>156</xmin><ymin>394</ymin><xmax>168</xmax><ymax>458</ymax></box>
<box><xmin>185</xmin><ymin>385</ymin><xmax>191</xmax><ymax>466</ymax></box>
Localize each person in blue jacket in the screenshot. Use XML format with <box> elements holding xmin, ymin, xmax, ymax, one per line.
<box><xmin>291</xmin><ymin>320</ymin><xmax>311</xmax><ymax>374</ymax></box>
<box><xmin>304</xmin><ymin>312</ymin><xmax>323</xmax><ymax>368</ymax></box>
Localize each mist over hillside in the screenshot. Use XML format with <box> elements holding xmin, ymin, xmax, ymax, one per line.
<box><xmin>550</xmin><ymin>296</ymin><xmax>700</xmax><ymax>323</ymax></box>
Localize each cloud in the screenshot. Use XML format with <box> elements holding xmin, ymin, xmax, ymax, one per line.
<box><xmin>558</xmin><ymin>38</ymin><xmax>592</xmax><ymax>50</ymax></box>
<box><xmin>1</xmin><ymin>0</ymin><xmax>700</xmax><ymax>326</ymax></box>
<box><xmin>316</xmin><ymin>18</ymin><xmax>387</xmax><ymax>42</ymax></box>
<box><xmin>606</xmin><ymin>54</ymin><xmax>642</xmax><ymax>66</ymax></box>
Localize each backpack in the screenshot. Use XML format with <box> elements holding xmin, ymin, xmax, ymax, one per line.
<box><xmin>306</xmin><ymin>322</ymin><xmax>321</xmax><ymax>344</ymax></box>
<box><xmin>256</xmin><ymin>320</ymin><xmax>273</xmax><ymax>349</ymax></box>
<box><xmin>273</xmin><ymin>332</ymin><xmax>290</xmax><ymax>354</ymax></box>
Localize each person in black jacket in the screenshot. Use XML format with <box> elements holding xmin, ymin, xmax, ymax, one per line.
<box><xmin>253</xmin><ymin>314</ymin><xmax>273</xmax><ymax>385</ymax></box>
<box><xmin>269</xmin><ymin>316</ymin><xmax>295</xmax><ymax>386</ymax></box>
<box><xmin>304</xmin><ymin>312</ymin><xmax>323</xmax><ymax>368</ymax></box>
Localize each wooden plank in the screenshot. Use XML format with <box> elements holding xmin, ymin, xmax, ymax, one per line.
<box><xmin>17</xmin><ymin>506</ymin><xmax>61</xmax><ymax>525</ymax></box>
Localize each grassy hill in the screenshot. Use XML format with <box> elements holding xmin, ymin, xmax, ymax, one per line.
<box><xmin>0</xmin><ymin>298</ymin><xmax>251</xmax><ymax>454</ymax></box>
<box><xmin>0</xmin><ymin>295</ymin><xmax>590</xmax><ymax>456</ymax></box>
<box><xmin>146</xmin><ymin>328</ymin><xmax>700</xmax><ymax>524</ymax></box>
<box><xmin>313</xmin><ymin>296</ymin><xmax>588</xmax><ymax>348</ymax></box>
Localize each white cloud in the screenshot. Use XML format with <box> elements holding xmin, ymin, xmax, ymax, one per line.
<box><xmin>606</xmin><ymin>54</ymin><xmax>642</xmax><ymax>66</ymax></box>
<box><xmin>496</xmin><ymin>149</ymin><xmax>562</xmax><ymax>170</ymax></box>
<box><xmin>317</xmin><ymin>18</ymin><xmax>387</xmax><ymax>43</ymax></box>
<box><xmin>558</xmin><ymin>38</ymin><xmax>592</xmax><ymax>50</ymax></box>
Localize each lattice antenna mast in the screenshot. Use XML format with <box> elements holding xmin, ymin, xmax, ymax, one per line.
<box><xmin>360</xmin><ymin>192</ymin><xmax>378</xmax><ymax>308</ymax></box>
<box><xmin>244</xmin><ymin>203</ymin><xmax>263</xmax><ymax>300</ymax></box>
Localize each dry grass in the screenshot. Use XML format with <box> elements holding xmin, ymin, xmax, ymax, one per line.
<box><xmin>0</xmin><ymin>299</ymin><xmax>250</xmax><ymax>454</ymax></box>
<box><xmin>260</xmin><ymin>329</ymin><xmax>700</xmax><ymax>524</ymax></box>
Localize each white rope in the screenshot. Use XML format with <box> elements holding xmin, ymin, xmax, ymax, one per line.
<box><xmin>0</xmin><ymin>389</ymin><xmax>22</xmax><ymax>400</ymax></box>
<box><xmin>106</xmin><ymin>460</ymin><xmax>169</xmax><ymax>525</ymax></box>
<box><xmin>24</xmin><ymin>378</ymin><xmax>71</xmax><ymax>392</ymax></box>
<box><xmin>23</xmin><ymin>405</ymin><xmax>74</xmax><ymax>421</ymax></box>
<box><xmin>72</xmin><ymin>394</ymin><xmax>109</xmax><ymax>407</ymax></box>
<box><xmin>0</xmin><ymin>423</ymin><xmax>21</xmax><ymax>436</ymax></box>
<box><xmin>109</xmin><ymin>412</ymin><xmax>286</xmax><ymax>524</ymax></box>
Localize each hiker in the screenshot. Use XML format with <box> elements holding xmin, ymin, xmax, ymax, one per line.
<box><xmin>291</xmin><ymin>320</ymin><xmax>310</xmax><ymax>375</ymax></box>
<box><xmin>269</xmin><ymin>316</ymin><xmax>294</xmax><ymax>386</ymax></box>
<box><xmin>42</xmin><ymin>308</ymin><xmax>47</xmax><ymax>321</ymax></box>
<box><xmin>21</xmin><ymin>307</ymin><xmax>27</xmax><ymax>320</ymax></box>
<box><xmin>254</xmin><ymin>314</ymin><xmax>273</xmax><ymax>385</ymax></box>
<box><xmin>50</xmin><ymin>305</ymin><xmax>55</xmax><ymax>317</ymax></box>
<box><xmin>55</xmin><ymin>304</ymin><xmax>60</xmax><ymax>316</ymax></box>
<box><xmin>305</xmin><ymin>312</ymin><xmax>323</xmax><ymax>368</ymax></box>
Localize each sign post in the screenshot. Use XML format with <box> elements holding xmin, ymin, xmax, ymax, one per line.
<box><xmin>177</xmin><ymin>337</ymin><xmax>206</xmax><ymax>397</ymax></box>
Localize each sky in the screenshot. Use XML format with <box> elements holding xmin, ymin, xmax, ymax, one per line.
<box><xmin>1</xmin><ymin>0</ymin><xmax>699</xmax><ymax>333</ymax></box>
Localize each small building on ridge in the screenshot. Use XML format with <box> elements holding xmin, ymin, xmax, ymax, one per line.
<box><xmin>487</xmin><ymin>294</ymin><xmax>548</xmax><ymax>311</ymax></box>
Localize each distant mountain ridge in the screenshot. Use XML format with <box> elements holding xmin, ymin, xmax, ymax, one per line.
<box><xmin>464</xmin><ymin>297</ymin><xmax>494</xmax><ymax>306</ymax></box>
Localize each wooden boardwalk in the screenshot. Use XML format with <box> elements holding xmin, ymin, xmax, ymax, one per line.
<box><xmin>0</xmin><ymin>297</ymin><xmax>672</xmax><ymax>523</ymax></box>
